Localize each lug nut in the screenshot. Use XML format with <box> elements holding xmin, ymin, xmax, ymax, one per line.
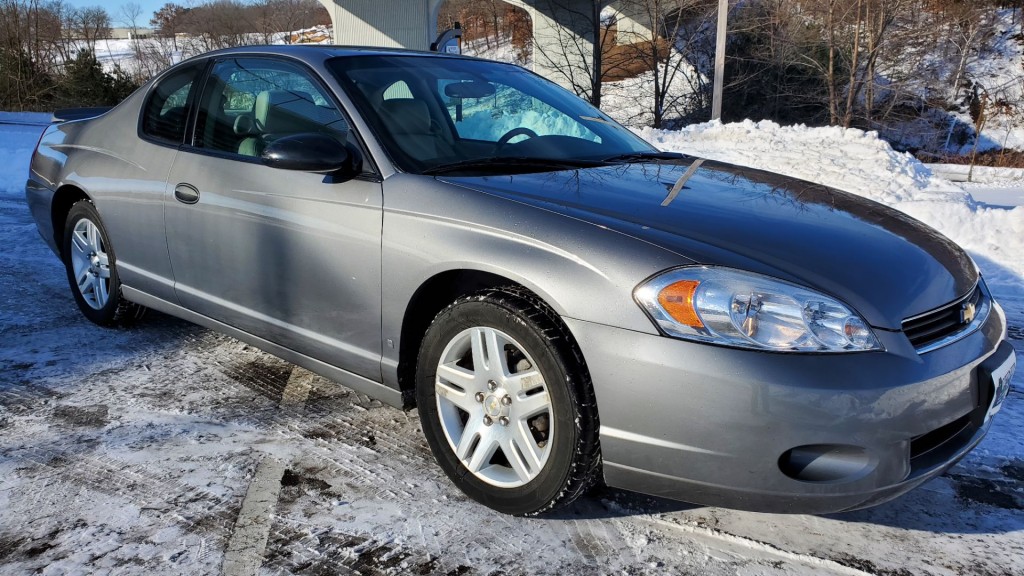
<box><xmin>474</xmin><ymin>392</ymin><xmax>485</xmax><ymax>403</ymax></box>
<box><xmin>483</xmin><ymin>415</ymin><xmax>493</xmax><ymax>426</ymax></box>
<box><xmin>487</xmin><ymin>380</ymin><xmax>498</xmax><ymax>391</ymax></box>
<box><xmin>499</xmin><ymin>416</ymin><xmax>510</xmax><ymax>427</ymax></box>
<box><xmin>501</xmin><ymin>395</ymin><xmax>512</xmax><ymax>406</ymax></box>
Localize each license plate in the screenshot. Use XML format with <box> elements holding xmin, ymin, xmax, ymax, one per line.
<box><xmin>987</xmin><ymin>353</ymin><xmax>1016</xmax><ymax>421</ymax></box>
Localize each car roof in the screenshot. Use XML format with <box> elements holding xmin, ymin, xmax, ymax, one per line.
<box><xmin>188</xmin><ymin>44</ymin><xmax>480</xmax><ymax>65</ymax></box>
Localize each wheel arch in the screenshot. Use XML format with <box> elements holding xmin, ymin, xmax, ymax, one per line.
<box><xmin>51</xmin><ymin>184</ymin><xmax>91</xmax><ymax>259</ymax></box>
<box><xmin>396</xmin><ymin>269</ymin><xmax>586</xmax><ymax>409</ymax></box>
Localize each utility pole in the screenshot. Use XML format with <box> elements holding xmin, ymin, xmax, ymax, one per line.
<box><xmin>712</xmin><ymin>0</ymin><xmax>728</xmax><ymax>120</ymax></box>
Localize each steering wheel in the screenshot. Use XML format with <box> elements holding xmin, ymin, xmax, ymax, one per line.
<box><xmin>495</xmin><ymin>127</ymin><xmax>539</xmax><ymax>151</ymax></box>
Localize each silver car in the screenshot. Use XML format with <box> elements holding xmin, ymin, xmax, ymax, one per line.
<box><xmin>26</xmin><ymin>46</ymin><xmax>1016</xmax><ymax>516</ymax></box>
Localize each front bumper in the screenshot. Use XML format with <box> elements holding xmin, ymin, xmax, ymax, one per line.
<box><xmin>565</xmin><ymin>299</ymin><xmax>1013</xmax><ymax>514</ymax></box>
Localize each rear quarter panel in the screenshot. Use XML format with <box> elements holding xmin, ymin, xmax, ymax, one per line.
<box><xmin>31</xmin><ymin>89</ymin><xmax>180</xmax><ymax>303</ymax></box>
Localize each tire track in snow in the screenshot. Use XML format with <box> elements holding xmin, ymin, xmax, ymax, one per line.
<box><xmin>639</xmin><ymin>515</ymin><xmax>878</xmax><ymax>576</ymax></box>
<box><xmin>4</xmin><ymin>444</ymin><xmax>251</xmax><ymax>570</ymax></box>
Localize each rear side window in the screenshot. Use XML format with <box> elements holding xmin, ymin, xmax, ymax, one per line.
<box><xmin>141</xmin><ymin>61</ymin><xmax>205</xmax><ymax>143</ymax></box>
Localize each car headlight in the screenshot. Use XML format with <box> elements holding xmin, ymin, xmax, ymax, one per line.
<box><xmin>634</xmin><ymin>267</ymin><xmax>882</xmax><ymax>352</ymax></box>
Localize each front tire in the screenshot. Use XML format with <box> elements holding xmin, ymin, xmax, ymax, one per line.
<box><xmin>62</xmin><ymin>200</ymin><xmax>143</xmax><ymax>326</ymax></box>
<box><xmin>416</xmin><ymin>287</ymin><xmax>600</xmax><ymax>515</ymax></box>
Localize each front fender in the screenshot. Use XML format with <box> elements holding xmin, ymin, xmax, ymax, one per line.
<box><xmin>380</xmin><ymin>174</ymin><xmax>686</xmax><ymax>380</ymax></box>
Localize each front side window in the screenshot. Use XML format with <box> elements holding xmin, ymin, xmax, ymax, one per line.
<box><xmin>141</xmin><ymin>61</ymin><xmax>205</xmax><ymax>143</ymax></box>
<box><xmin>193</xmin><ymin>57</ymin><xmax>350</xmax><ymax>158</ymax></box>
<box><xmin>328</xmin><ymin>55</ymin><xmax>654</xmax><ymax>174</ymax></box>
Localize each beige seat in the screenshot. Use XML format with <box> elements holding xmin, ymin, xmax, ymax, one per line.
<box><xmin>237</xmin><ymin>90</ymin><xmax>322</xmax><ymax>157</ymax></box>
<box><xmin>379</xmin><ymin>99</ymin><xmax>454</xmax><ymax>161</ymax></box>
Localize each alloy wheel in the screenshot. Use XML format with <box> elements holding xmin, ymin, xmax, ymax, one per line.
<box><xmin>434</xmin><ymin>326</ymin><xmax>553</xmax><ymax>487</ymax></box>
<box><xmin>69</xmin><ymin>217</ymin><xmax>111</xmax><ymax>310</ymax></box>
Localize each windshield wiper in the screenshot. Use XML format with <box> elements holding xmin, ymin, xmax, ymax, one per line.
<box><xmin>422</xmin><ymin>156</ymin><xmax>607</xmax><ymax>176</ymax></box>
<box><xmin>602</xmin><ymin>151</ymin><xmax>686</xmax><ymax>164</ymax></box>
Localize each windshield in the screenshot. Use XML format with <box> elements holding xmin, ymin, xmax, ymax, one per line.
<box><xmin>327</xmin><ymin>55</ymin><xmax>656</xmax><ymax>175</ymax></box>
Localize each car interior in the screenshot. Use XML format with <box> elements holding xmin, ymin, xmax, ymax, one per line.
<box><xmin>184</xmin><ymin>61</ymin><xmax>350</xmax><ymax>159</ymax></box>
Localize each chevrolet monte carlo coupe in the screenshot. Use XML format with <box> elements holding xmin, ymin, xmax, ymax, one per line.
<box><xmin>27</xmin><ymin>46</ymin><xmax>1016</xmax><ymax>516</ymax></box>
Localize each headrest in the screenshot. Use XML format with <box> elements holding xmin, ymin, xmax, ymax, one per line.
<box><xmin>380</xmin><ymin>99</ymin><xmax>430</xmax><ymax>135</ymax></box>
<box><xmin>254</xmin><ymin>90</ymin><xmax>320</xmax><ymax>134</ymax></box>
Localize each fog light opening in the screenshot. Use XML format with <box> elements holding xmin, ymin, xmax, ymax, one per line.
<box><xmin>779</xmin><ymin>445</ymin><xmax>875</xmax><ymax>483</ymax></box>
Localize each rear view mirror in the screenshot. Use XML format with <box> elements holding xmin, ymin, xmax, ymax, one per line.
<box><xmin>444</xmin><ymin>81</ymin><xmax>496</xmax><ymax>99</ymax></box>
<box><xmin>261</xmin><ymin>133</ymin><xmax>360</xmax><ymax>176</ymax></box>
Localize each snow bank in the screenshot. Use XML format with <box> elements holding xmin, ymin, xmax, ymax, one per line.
<box><xmin>638</xmin><ymin>119</ymin><xmax>968</xmax><ymax>205</ymax></box>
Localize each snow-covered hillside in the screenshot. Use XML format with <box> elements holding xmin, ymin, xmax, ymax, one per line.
<box><xmin>466</xmin><ymin>9</ymin><xmax>1024</xmax><ymax>155</ymax></box>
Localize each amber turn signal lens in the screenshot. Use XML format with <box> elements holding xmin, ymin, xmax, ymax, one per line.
<box><xmin>657</xmin><ymin>280</ymin><xmax>704</xmax><ymax>328</ymax></box>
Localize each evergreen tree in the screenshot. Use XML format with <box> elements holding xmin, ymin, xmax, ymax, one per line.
<box><xmin>54</xmin><ymin>49</ymin><xmax>139</xmax><ymax>108</ymax></box>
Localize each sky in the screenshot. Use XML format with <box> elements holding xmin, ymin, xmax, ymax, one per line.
<box><xmin>63</xmin><ymin>1</ymin><xmax>180</xmax><ymax>27</ymax></box>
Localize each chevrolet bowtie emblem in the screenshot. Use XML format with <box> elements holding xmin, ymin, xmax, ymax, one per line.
<box><xmin>961</xmin><ymin>301</ymin><xmax>977</xmax><ymax>324</ymax></box>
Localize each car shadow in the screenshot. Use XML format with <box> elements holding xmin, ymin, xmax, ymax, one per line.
<box><xmin>548</xmin><ymin>464</ymin><xmax>1023</xmax><ymax>535</ymax></box>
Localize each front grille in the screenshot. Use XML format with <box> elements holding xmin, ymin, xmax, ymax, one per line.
<box><xmin>902</xmin><ymin>285</ymin><xmax>982</xmax><ymax>349</ymax></box>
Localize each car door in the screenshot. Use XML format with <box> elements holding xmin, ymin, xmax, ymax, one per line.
<box><xmin>164</xmin><ymin>56</ymin><xmax>384</xmax><ymax>382</ymax></box>
<box><xmin>94</xmin><ymin>59</ymin><xmax>206</xmax><ymax>303</ymax></box>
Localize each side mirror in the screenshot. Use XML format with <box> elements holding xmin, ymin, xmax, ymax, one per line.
<box><xmin>261</xmin><ymin>133</ymin><xmax>360</xmax><ymax>176</ymax></box>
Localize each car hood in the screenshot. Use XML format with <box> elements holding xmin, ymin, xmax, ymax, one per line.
<box><xmin>439</xmin><ymin>160</ymin><xmax>977</xmax><ymax>330</ymax></box>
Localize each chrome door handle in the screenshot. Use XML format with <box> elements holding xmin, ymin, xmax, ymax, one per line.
<box><xmin>174</xmin><ymin>183</ymin><xmax>200</xmax><ymax>204</ymax></box>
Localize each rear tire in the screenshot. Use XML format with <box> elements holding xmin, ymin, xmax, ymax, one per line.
<box><xmin>416</xmin><ymin>287</ymin><xmax>600</xmax><ymax>516</ymax></box>
<box><xmin>62</xmin><ymin>200</ymin><xmax>144</xmax><ymax>326</ymax></box>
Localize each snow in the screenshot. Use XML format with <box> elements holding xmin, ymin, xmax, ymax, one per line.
<box><xmin>599</xmin><ymin>63</ymin><xmax>704</xmax><ymax>128</ymax></box>
<box><xmin>929</xmin><ymin>163</ymin><xmax>1024</xmax><ymax>207</ymax></box>
<box><xmin>0</xmin><ymin>114</ymin><xmax>48</xmax><ymax>197</ymax></box>
<box><xmin>1</xmin><ymin>113</ymin><xmax>1022</xmax><ymax>575</ymax></box>
<box><xmin>639</xmin><ymin>120</ymin><xmax>967</xmax><ymax>205</ymax></box>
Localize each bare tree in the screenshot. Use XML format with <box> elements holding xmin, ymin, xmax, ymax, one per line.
<box><xmin>610</xmin><ymin>0</ymin><xmax>716</xmax><ymax>127</ymax></box>
<box><xmin>946</xmin><ymin>2</ymin><xmax>992</xmax><ymax>101</ymax></box>
<box><xmin>0</xmin><ymin>0</ymin><xmax>59</xmax><ymax>109</ymax></box>
<box><xmin>0</xmin><ymin>0</ymin><xmax>139</xmax><ymax>110</ymax></box>
<box><xmin>150</xmin><ymin>2</ymin><xmax>187</xmax><ymax>50</ymax></box>
<box><xmin>246</xmin><ymin>0</ymin><xmax>323</xmax><ymax>44</ymax></box>
<box><xmin>722</xmin><ymin>1</ymin><xmax>957</xmax><ymax>128</ymax></box>
<box><xmin>119</xmin><ymin>2</ymin><xmax>142</xmax><ymax>39</ymax></box>
<box><xmin>180</xmin><ymin>0</ymin><xmax>255</xmax><ymax>51</ymax></box>
<box><xmin>75</xmin><ymin>5</ymin><xmax>111</xmax><ymax>53</ymax></box>
<box><xmin>438</xmin><ymin>0</ymin><xmax>531</xmax><ymax>61</ymax></box>
<box><xmin>526</xmin><ymin>0</ymin><xmax>608</xmax><ymax>106</ymax></box>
